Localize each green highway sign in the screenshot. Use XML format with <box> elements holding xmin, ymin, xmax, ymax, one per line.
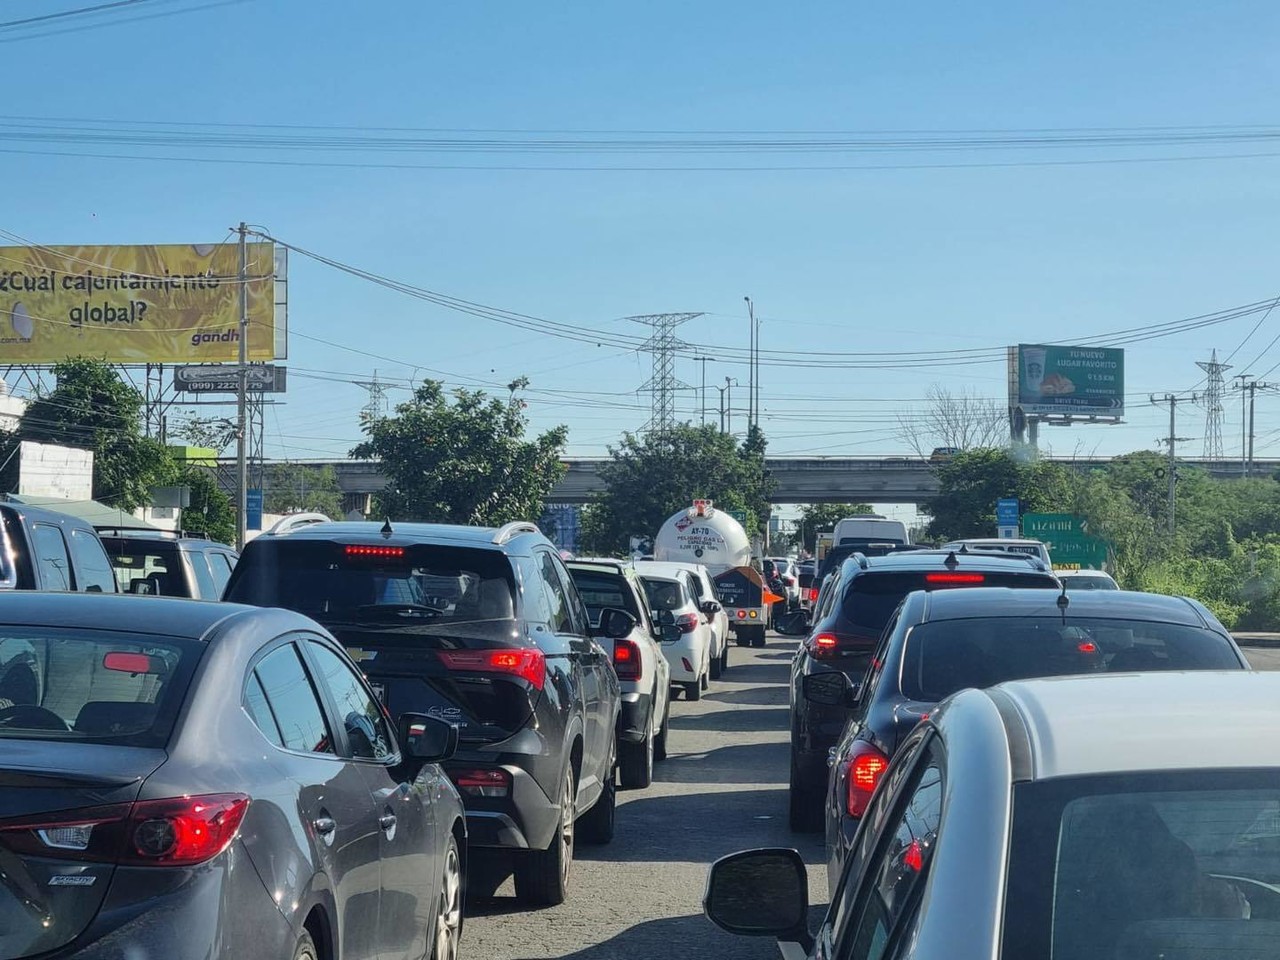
<box><xmin>727</xmin><ymin>509</ymin><xmax>748</xmax><ymax>524</ymax></box>
<box><xmin>1023</xmin><ymin>513</ymin><xmax>1109</xmax><ymax>570</ymax></box>
<box><xmin>1016</xmin><ymin>344</ymin><xmax>1124</xmax><ymax>417</ymax></box>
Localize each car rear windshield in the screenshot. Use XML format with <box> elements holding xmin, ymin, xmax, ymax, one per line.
<box><xmin>640</xmin><ymin>577</ymin><xmax>686</xmax><ymax>612</ymax></box>
<box><xmin>226</xmin><ymin>540</ymin><xmax>517</xmax><ymax>625</ymax></box>
<box><xmin>570</xmin><ymin>569</ymin><xmax>640</xmax><ymax>623</ymax></box>
<box><xmin>1003</xmin><ymin>771</ymin><xmax>1280</xmax><ymax>959</ymax></box>
<box><xmin>0</xmin><ymin>629</ymin><xmax>201</xmax><ymax>746</ymax></box>
<box><xmin>101</xmin><ymin>538</ymin><xmax>186</xmax><ymax>596</ymax></box>
<box><xmin>900</xmin><ymin>617</ymin><xmax>1241</xmax><ymax>701</ymax></box>
<box><xmin>1062</xmin><ymin>575</ymin><xmax>1118</xmax><ymax>590</ymax></box>
<box><xmin>840</xmin><ymin>571</ymin><xmax>1057</xmax><ymax>634</ymax></box>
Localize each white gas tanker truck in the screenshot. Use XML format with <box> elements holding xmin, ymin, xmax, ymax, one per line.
<box><xmin>652</xmin><ymin>499</ymin><xmax>772</xmax><ymax>647</ymax></box>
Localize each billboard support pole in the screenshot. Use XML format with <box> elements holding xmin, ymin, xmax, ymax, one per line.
<box><xmin>235</xmin><ymin>222</ymin><xmax>249</xmax><ymax>550</ymax></box>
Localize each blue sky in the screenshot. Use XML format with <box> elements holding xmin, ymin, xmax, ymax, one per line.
<box><xmin>5</xmin><ymin>0</ymin><xmax>1280</xmax><ymax>472</ymax></box>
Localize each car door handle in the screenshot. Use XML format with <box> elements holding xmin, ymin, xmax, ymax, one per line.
<box><xmin>312</xmin><ymin>816</ymin><xmax>336</xmax><ymax>836</ymax></box>
<box><xmin>379</xmin><ymin>813</ymin><xmax>397</xmax><ymax>831</ymax></box>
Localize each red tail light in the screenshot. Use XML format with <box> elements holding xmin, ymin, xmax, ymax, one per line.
<box><xmin>807</xmin><ymin>587</ymin><xmax>820</xmax><ymax>603</ymax></box>
<box><xmin>613</xmin><ymin>638</ymin><xmax>642</xmax><ymax>681</ymax></box>
<box><xmin>736</xmin><ymin>609</ymin><xmax>747</xmax><ymax>619</ymax></box>
<box><xmin>0</xmin><ymin>794</ymin><xmax>250</xmax><ymax>866</ymax></box>
<box><xmin>925</xmin><ymin>572</ymin><xmax>985</xmax><ymax>584</ymax></box>
<box><xmin>675</xmin><ymin>613</ymin><xmax>700</xmax><ymax>634</ymax></box>
<box><xmin>449</xmin><ymin>767</ymin><xmax>512</xmax><ymax>797</ymax></box>
<box><xmin>808</xmin><ymin>633</ymin><xmax>839</xmax><ymax>657</ymax></box>
<box><xmin>845</xmin><ymin>742</ymin><xmax>890</xmax><ymax>818</ymax></box>
<box><xmin>438</xmin><ymin>648</ymin><xmax>546</xmax><ymax>689</ymax></box>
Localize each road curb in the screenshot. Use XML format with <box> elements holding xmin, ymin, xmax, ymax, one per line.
<box><xmin>1234</xmin><ymin>634</ymin><xmax>1280</xmax><ymax>649</ymax></box>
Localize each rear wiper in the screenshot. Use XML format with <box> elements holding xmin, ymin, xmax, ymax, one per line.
<box><xmin>354</xmin><ymin>603</ymin><xmax>444</xmax><ymax>619</ymax></box>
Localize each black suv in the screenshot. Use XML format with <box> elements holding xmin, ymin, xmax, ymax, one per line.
<box><xmin>98</xmin><ymin>527</ymin><xmax>239</xmax><ymax>599</ymax></box>
<box><xmin>788</xmin><ymin>549</ymin><xmax>1059</xmax><ymax>830</ymax></box>
<box><xmin>224</xmin><ymin>519</ymin><xmax>626</xmax><ymax>907</ymax></box>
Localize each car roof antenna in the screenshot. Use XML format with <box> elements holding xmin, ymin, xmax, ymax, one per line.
<box><xmin>380</xmin><ymin>518</ymin><xmax>394</xmax><ymax>539</ymax></box>
<box><xmin>944</xmin><ymin>550</ymin><xmax>959</xmax><ymax>569</ymax></box>
<box><xmin>1056</xmin><ymin>581</ymin><xmax>1070</xmax><ymax>618</ymax></box>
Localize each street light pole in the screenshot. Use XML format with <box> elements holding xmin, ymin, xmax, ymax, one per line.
<box><xmin>693</xmin><ymin>355</ymin><xmax>715</xmax><ymax>425</ymax></box>
<box><xmin>235</xmin><ymin>221</ymin><xmax>249</xmax><ymax>550</ymax></box>
<box><xmin>743</xmin><ymin>296</ymin><xmax>756</xmax><ymax>432</ymax></box>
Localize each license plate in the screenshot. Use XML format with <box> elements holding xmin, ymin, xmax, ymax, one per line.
<box><xmin>368</xmin><ymin>681</ymin><xmax>386</xmax><ymax>703</ymax></box>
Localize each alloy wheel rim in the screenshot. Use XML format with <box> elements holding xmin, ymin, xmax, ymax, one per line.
<box><xmin>435</xmin><ymin>846</ymin><xmax>462</xmax><ymax>960</ymax></box>
<box><xmin>561</xmin><ymin>766</ymin><xmax>576</xmax><ymax>882</ymax></box>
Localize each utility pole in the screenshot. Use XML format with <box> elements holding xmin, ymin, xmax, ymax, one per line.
<box><xmin>1234</xmin><ymin>375</ymin><xmax>1255</xmax><ymax>476</ymax></box>
<box><xmin>235</xmin><ymin>221</ymin><xmax>249</xmax><ymax>550</ymax></box>
<box><xmin>718</xmin><ymin>377</ymin><xmax>738</xmax><ymax>434</ymax></box>
<box><xmin>1151</xmin><ymin>393</ymin><xmax>1193</xmax><ymax>536</ymax></box>
<box><xmin>744</xmin><ymin>296</ymin><xmax>757</xmax><ymax>432</ymax></box>
<box><xmin>692</xmin><ymin>355</ymin><xmax>715</xmax><ymax>426</ymax></box>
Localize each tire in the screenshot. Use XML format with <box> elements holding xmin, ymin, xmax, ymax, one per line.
<box><xmin>709</xmin><ymin>644</ymin><xmax>723</xmax><ymax>680</ymax></box>
<box><xmin>653</xmin><ymin>696</ymin><xmax>670</xmax><ymax>762</ymax></box>
<box><xmin>430</xmin><ymin>835</ymin><xmax>464</xmax><ymax>960</ymax></box>
<box><xmin>292</xmin><ymin>931</ymin><xmax>318</xmax><ymax>960</ymax></box>
<box><xmin>735</xmin><ymin>631</ymin><xmax>750</xmax><ymax>647</ymax></box>
<box><xmin>789</xmin><ymin>756</ymin><xmax>825</xmax><ymax>833</ymax></box>
<box><xmin>514</xmin><ymin>763</ymin><xmax>576</xmax><ymax>906</ymax></box>
<box><xmin>684</xmin><ymin>680</ymin><xmax>701</xmax><ymax>702</ymax></box>
<box><xmin>700</xmin><ymin>669</ymin><xmax>710</xmax><ymax>691</ymax></box>
<box><xmin>619</xmin><ymin>716</ymin><xmax>654</xmax><ymax>790</ymax></box>
<box><xmin>751</xmin><ymin>626</ymin><xmax>767</xmax><ymax>648</ymax></box>
<box><xmin>578</xmin><ymin>769</ymin><xmax>616</xmax><ymax>844</ymax></box>
<box><xmin>719</xmin><ymin>644</ymin><xmax>730</xmax><ymax>674</ymax></box>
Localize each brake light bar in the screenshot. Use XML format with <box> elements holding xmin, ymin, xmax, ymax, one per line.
<box><xmin>345</xmin><ymin>545</ymin><xmax>406</xmax><ymax>558</ymax></box>
<box><xmin>675</xmin><ymin>613</ymin><xmax>700</xmax><ymax>634</ymax></box>
<box><xmin>437</xmin><ymin>648</ymin><xmax>546</xmax><ymax>689</ymax></box>
<box><xmin>846</xmin><ymin>743</ymin><xmax>890</xmax><ymax>818</ymax></box>
<box><xmin>924</xmin><ymin>572</ymin><xmax>986</xmax><ymax>584</ymax></box>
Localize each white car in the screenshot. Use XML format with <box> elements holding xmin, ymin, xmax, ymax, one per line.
<box><xmin>767</xmin><ymin>556</ymin><xmax>802</xmax><ymax>607</ymax></box>
<box><xmin>634</xmin><ymin>562</ymin><xmax>716</xmax><ymax>701</ymax></box>
<box><xmin>1058</xmin><ymin>568</ymin><xmax>1120</xmax><ymax>590</ymax></box>
<box><xmin>941</xmin><ymin>537</ymin><xmax>1052</xmax><ymax>566</ymax></box>
<box><xmin>567</xmin><ymin>559</ymin><xmax>673</xmax><ymax>789</ymax></box>
<box><xmin>637</xmin><ymin>560</ymin><xmax>731</xmax><ymax>679</ymax></box>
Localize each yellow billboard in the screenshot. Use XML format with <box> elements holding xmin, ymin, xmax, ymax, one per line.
<box><xmin>0</xmin><ymin>242</ymin><xmax>283</xmax><ymax>364</ymax></box>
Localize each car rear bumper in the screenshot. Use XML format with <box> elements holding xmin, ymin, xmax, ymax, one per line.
<box><xmin>661</xmin><ymin>638</ymin><xmax>705</xmax><ymax>681</ymax></box>
<box><xmin>446</xmin><ymin>751</ymin><xmax>563</xmax><ymax>852</ymax></box>
<box><xmin>617</xmin><ymin>690</ymin><xmax>654</xmax><ymax>742</ymax></box>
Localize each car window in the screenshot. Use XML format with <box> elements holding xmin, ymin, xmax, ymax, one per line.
<box><xmin>68</xmin><ymin>529</ymin><xmax>115</xmax><ymax>593</ymax></box>
<box><xmin>206</xmin><ymin>550</ymin><xmax>234</xmax><ymax>594</ymax></box>
<box><xmin>1004</xmin><ymin>771</ymin><xmax>1280</xmax><ymax>960</ymax></box>
<box><xmin>103</xmin><ymin>539</ymin><xmax>184</xmax><ymax>595</ymax></box>
<box><xmin>841</xmin><ymin>571</ymin><xmax>1057</xmax><ymax>635</ymax></box>
<box><xmin>687</xmin><ymin>573</ymin><xmax>707</xmax><ymax>600</ymax></box>
<box><xmin>0</xmin><ymin>629</ymin><xmax>200</xmax><ymax>747</ymax></box>
<box><xmin>899</xmin><ymin>617</ymin><xmax>1242</xmax><ymax>702</ymax></box>
<box><xmin>538</xmin><ymin>551</ymin><xmax>574</xmax><ymax>633</ymax></box>
<box><xmin>551</xmin><ymin>554</ymin><xmax>590</xmax><ymax>635</ymax></box>
<box><xmin>641</xmin><ymin>577</ymin><xmax>685</xmax><ymax>612</ymax></box>
<box><xmin>31</xmin><ymin>523</ymin><xmax>73</xmax><ymax>591</ymax></box>
<box><xmin>253</xmin><ymin>644</ymin><xmax>333</xmax><ymax>755</ymax></box>
<box><xmin>244</xmin><ymin>672</ymin><xmax>283</xmax><ymax>747</ymax></box>
<box><xmin>570</xmin><ymin>569</ymin><xmax>641</xmax><ymax>626</ymax></box>
<box><xmin>185</xmin><ymin>548</ymin><xmax>218</xmax><ymax>599</ymax></box>
<box><xmin>839</xmin><ymin>758</ymin><xmax>944</xmax><ymax>960</ymax></box>
<box><xmin>307</xmin><ymin>640</ymin><xmax>394</xmax><ymax>761</ymax></box>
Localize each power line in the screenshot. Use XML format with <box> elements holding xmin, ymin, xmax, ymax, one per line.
<box><xmin>0</xmin><ymin>0</ymin><xmax>151</xmax><ymax>30</ymax></box>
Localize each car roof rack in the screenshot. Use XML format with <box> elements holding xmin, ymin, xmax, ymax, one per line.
<box><xmin>492</xmin><ymin>521</ymin><xmax>540</xmax><ymax>545</ymax></box>
<box><xmin>96</xmin><ymin>525</ymin><xmax>182</xmax><ymax>539</ymax></box>
<box><xmin>264</xmin><ymin>512</ymin><xmax>332</xmax><ymax>536</ymax></box>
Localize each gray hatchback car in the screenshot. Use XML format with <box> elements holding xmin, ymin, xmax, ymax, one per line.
<box><xmin>0</xmin><ymin>593</ymin><xmax>465</xmax><ymax>960</ymax></box>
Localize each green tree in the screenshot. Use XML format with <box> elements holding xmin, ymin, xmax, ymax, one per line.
<box><xmin>172</xmin><ymin>465</ymin><xmax>236</xmax><ymax>545</ymax></box>
<box><xmin>264</xmin><ymin>463</ymin><xmax>344</xmax><ymax>518</ymax></box>
<box><xmin>578</xmin><ymin>423</ymin><xmax>776</xmax><ymax>555</ymax></box>
<box><xmin>8</xmin><ymin>358</ymin><xmax>172</xmax><ymax>511</ymax></box>
<box><xmin>925</xmin><ymin>448</ymin><xmax>1077</xmax><ymax>540</ymax></box>
<box><xmin>793</xmin><ymin>503</ymin><xmax>875</xmax><ymax>553</ymax></box>
<box><xmin>351</xmin><ymin>379</ymin><xmax>567</xmax><ymax>525</ymax></box>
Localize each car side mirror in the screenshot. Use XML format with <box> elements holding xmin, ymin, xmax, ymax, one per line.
<box><xmin>594</xmin><ymin>607</ymin><xmax>637</xmax><ymax>640</ymax></box>
<box><xmin>704</xmin><ymin>848</ymin><xmax>813</xmax><ymax>950</ymax></box>
<box><xmin>659</xmin><ymin>624</ymin><xmax>682</xmax><ymax>643</ymax></box>
<box><xmin>397</xmin><ymin>713</ymin><xmax>459</xmax><ymax>763</ymax></box>
<box><xmin>701</xmin><ymin>600</ymin><xmax>722</xmax><ymax>616</ymax></box>
<box><xmin>803</xmin><ymin>671</ymin><xmax>860</xmax><ymax>707</ymax></box>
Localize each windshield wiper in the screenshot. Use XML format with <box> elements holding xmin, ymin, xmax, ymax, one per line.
<box><xmin>354</xmin><ymin>603</ymin><xmax>444</xmax><ymax>620</ymax></box>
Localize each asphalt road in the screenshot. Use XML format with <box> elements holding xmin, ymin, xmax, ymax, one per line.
<box><xmin>1244</xmin><ymin>643</ymin><xmax>1280</xmax><ymax>671</ymax></box>
<box><xmin>466</xmin><ymin>634</ymin><xmax>822</xmax><ymax>960</ymax></box>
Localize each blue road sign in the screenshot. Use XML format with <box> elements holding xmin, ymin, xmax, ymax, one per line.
<box><xmin>247</xmin><ymin>488</ymin><xmax>264</xmax><ymax>531</ymax></box>
<box><xmin>996</xmin><ymin>498</ymin><xmax>1020</xmax><ymax>527</ymax></box>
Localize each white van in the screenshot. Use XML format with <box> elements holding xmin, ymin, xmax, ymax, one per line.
<box><xmin>833</xmin><ymin>515</ymin><xmax>910</xmax><ymax>546</ymax></box>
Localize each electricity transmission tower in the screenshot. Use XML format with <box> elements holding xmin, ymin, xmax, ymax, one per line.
<box><xmin>1196</xmin><ymin>350</ymin><xmax>1230</xmax><ymax>461</ymax></box>
<box><xmin>631</xmin><ymin>313</ymin><xmax>703</xmax><ymax>437</ymax></box>
<box><xmin>355</xmin><ymin>370</ymin><xmax>390</xmax><ymax>421</ymax></box>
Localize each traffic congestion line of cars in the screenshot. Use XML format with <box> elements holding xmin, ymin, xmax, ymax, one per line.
<box><xmin>0</xmin><ymin>504</ymin><xmax>755</xmax><ymax>959</ymax></box>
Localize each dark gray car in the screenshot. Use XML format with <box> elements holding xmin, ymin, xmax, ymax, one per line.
<box><xmin>0</xmin><ymin>593</ymin><xmax>466</xmax><ymax>960</ymax></box>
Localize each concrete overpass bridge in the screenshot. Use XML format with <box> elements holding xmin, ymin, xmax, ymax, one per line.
<box><xmin>265</xmin><ymin>456</ymin><xmax>1280</xmax><ymax>512</ymax></box>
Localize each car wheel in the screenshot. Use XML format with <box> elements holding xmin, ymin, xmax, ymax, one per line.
<box><xmin>292</xmin><ymin>931</ymin><xmax>319</xmax><ymax>960</ymax></box>
<box><xmin>788</xmin><ymin>756</ymin><xmax>824</xmax><ymax>833</ymax></box>
<box><xmin>619</xmin><ymin>715</ymin><xmax>654</xmax><ymax>789</ymax></box>
<box><xmin>684</xmin><ymin>679</ymin><xmax>701</xmax><ymax>702</ymax></box>
<box><xmin>751</xmin><ymin>626</ymin><xmax>767</xmax><ymax>648</ymax></box>
<box><xmin>709</xmin><ymin>643</ymin><xmax>723</xmax><ymax>680</ymax></box>
<box><xmin>430</xmin><ymin>835</ymin><xmax>464</xmax><ymax>960</ymax></box>
<box><xmin>578</xmin><ymin>768</ymin><xmax>616</xmax><ymax>844</ymax></box>
<box><xmin>653</xmin><ymin>695</ymin><xmax>670</xmax><ymax>762</ymax></box>
<box><xmin>514</xmin><ymin>763</ymin><xmax>576</xmax><ymax>906</ymax></box>
<box><xmin>735</xmin><ymin>631</ymin><xmax>750</xmax><ymax>647</ymax></box>
<box><xmin>700</xmin><ymin>668</ymin><xmax>710</xmax><ymax>691</ymax></box>
<box><xmin>719</xmin><ymin>644</ymin><xmax>730</xmax><ymax>674</ymax></box>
